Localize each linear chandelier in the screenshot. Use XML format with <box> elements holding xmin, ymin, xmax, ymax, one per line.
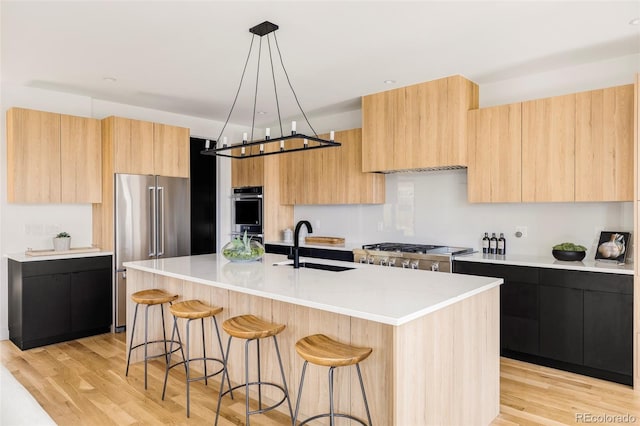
<box><xmin>202</xmin><ymin>21</ymin><xmax>340</xmax><ymax>159</ymax></box>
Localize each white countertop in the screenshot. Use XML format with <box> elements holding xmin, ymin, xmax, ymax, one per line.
<box><xmin>5</xmin><ymin>251</ymin><xmax>113</xmax><ymax>262</ymax></box>
<box><xmin>124</xmin><ymin>253</ymin><xmax>502</xmax><ymax>326</ymax></box>
<box><xmin>454</xmin><ymin>252</ymin><xmax>634</xmax><ymax>275</ymax></box>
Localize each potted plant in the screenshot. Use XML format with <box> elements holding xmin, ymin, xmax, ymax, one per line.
<box><xmin>53</xmin><ymin>232</ymin><xmax>71</xmax><ymax>251</ymax></box>
<box><xmin>222</xmin><ymin>231</ymin><xmax>264</xmax><ymax>262</ymax></box>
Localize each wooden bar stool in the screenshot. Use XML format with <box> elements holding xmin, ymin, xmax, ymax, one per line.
<box><xmin>161</xmin><ymin>300</ymin><xmax>231</xmax><ymax>418</ymax></box>
<box><xmin>293</xmin><ymin>334</ymin><xmax>373</xmax><ymax>426</ymax></box>
<box><xmin>125</xmin><ymin>288</ymin><xmax>181</xmax><ymax>390</ymax></box>
<box><xmin>214</xmin><ymin>314</ymin><xmax>293</xmax><ymax>426</ymax></box>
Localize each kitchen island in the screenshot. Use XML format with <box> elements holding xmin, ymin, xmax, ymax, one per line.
<box><xmin>124</xmin><ymin>253</ymin><xmax>503</xmax><ymax>425</ymax></box>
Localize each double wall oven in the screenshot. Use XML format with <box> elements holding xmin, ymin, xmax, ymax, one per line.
<box><xmin>231</xmin><ymin>186</ymin><xmax>263</xmax><ymax>242</ymax></box>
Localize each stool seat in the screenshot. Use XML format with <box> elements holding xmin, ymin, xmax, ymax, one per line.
<box><xmin>222</xmin><ymin>314</ymin><xmax>285</xmax><ymax>339</ymax></box>
<box><xmin>169</xmin><ymin>300</ymin><xmax>223</xmax><ymax>319</ymax></box>
<box><xmin>131</xmin><ymin>289</ymin><xmax>178</xmax><ymax>305</ymax></box>
<box><xmin>295</xmin><ymin>334</ymin><xmax>372</xmax><ymax>367</ymax></box>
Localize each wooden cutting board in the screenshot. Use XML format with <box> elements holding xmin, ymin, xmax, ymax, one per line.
<box><xmin>25</xmin><ymin>247</ymin><xmax>101</xmax><ymax>257</ymax></box>
<box><xmin>305</xmin><ymin>236</ymin><xmax>345</xmax><ymax>246</ymax></box>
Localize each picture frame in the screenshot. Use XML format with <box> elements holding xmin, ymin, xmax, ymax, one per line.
<box><xmin>595</xmin><ymin>231</ymin><xmax>630</xmax><ymax>263</ymax></box>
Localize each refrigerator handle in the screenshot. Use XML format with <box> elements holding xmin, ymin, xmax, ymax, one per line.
<box><xmin>149</xmin><ymin>186</ymin><xmax>156</xmax><ymax>256</ymax></box>
<box><xmin>158</xmin><ymin>186</ymin><xmax>165</xmax><ymax>256</ymax></box>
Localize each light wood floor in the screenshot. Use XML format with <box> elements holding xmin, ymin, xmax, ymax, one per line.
<box><xmin>1</xmin><ymin>333</ymin><xmax>639</xmax><ymax>425</ymax></box>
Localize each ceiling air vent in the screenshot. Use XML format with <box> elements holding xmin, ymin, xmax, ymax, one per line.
<box><xmin>376</xmin><ymin>165</ymin><xmax>467</xmax><ymax>174</ymax></box>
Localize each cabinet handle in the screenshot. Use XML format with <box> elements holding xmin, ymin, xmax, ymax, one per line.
<box><xmin>149</xmin><ymin>186</ymin><xmax>156</xmax><ymax>256</ymax></box>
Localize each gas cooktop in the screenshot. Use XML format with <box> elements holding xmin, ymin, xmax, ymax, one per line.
<box><xmin>361</xmin><ymin>243</ymin><xmax>473</xmax><ymax>256</ymax></box>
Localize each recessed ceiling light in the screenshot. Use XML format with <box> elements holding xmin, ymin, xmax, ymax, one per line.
<box><xmin>384</xmin><ymin>80</ymin><xmax>396</xmax><ymax>84</ymax></box>
<box><xmin>629</xmin><ymin>18</ymin><xmax>640</xmax><ymax>25</ymax></box>
<box><xmin>103</xmin><ymin>77</ymin><xmax>117</xmax><ymax>83</ymax></box>
<box><xmin>257</xmin><ymin>111</ymin><xmax>267</xmax><ymax>115</ymax></box>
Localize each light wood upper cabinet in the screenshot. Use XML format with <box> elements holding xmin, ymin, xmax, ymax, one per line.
<box><xmin>362</xmin><ymin>75</ymin><xmax>478</xmax><ymax>172</ymax></box>
<box><xmin>60</xmin><ymin>114</ymin><xmax>102</xmax><ymax>203</ymax></box>
<box><xmin>575</xmin><ymin>84</ymin><xmax>634</xmax><ymax>202</ymax></box>
<box><xmin>467</xmin><ymin>103</ymin><xmax>522</xmax><ymax>203</ymax></box>
<box><xmin>280</xmin><ymin>128</ymin><xmax>385</xmax><ymax>205</ymax></box>
<box><xmin>7</xmin><ymin>108</ymin><xmax>102</xmax><ymax>204</ymax></box>
<box><xmin>153</xmin><ymin>123</ymin><xmax>190</xmax><ymax>178</ymax></box>
<box><xmin>7</xmin><ymin>108</ymin><xmax>61</xmax><ymax>203</ymax></box>
<box><xmin>231</xmin><ymin>155</ymin><xmax>264</xmax><ymax>188</ymax></box>
<box><xmin>111</xmin><ymin>117</ymin><xmax>154</xmax><ymax>175</ymax></box>
<box><xmin>522</xmin><ymin>94</ymin><xmax>576</xmax><ymax>202</ymax></box>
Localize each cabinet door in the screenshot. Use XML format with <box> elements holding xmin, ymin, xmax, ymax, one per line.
<box><xmin>341</xmin><ymin>128</ymin><xmax>385</xmax><ymax>204</ymax></box>
<box><xmin>539</xmin><ymin>285</ymin><xmax>583</xmax><ymax>364</ymax></box>
<box><xmin>6</xmin><ymin>108</ymin><xmax>61</xmax><ymax>203</ymax></box>
<box><xmin>232</xmin><ymin>156</ymin><xmax>265</xmax><ymax>188</ymax></box>
<box><xmin>467</xmin><ymin>103</ymin><xmax>522</xmax><ymax>203</ymax></box>
<box><xmin>575</xmin><ymin>85</ymin><xmax>634</xmax><ymax>202</ymax></box>
<box><xmin>362</xmin><ymin>87</ymin><xmax>405</xmax><ymax>172</ymax></box>
<box><xmin>70</xmin><ymin>269</ymin><xmax>112</xmax><ymax>332</ymax></box>
<box><xmin>60</xmin><ymin>114</ymin><xmax>102</xmax><ymax>203</ymax></box>
<box><xmin>23</xmin><ymin>274</ymin><xmax>71</xmax><ymax>342</ymax></box>
<box><xmin>583</xmin><ymin>290</ymin><xmax>633</xmax><ymax>375</ymax></box>
<box><xmin>153</xmin><ymin>123</ymin><xmax>190</xmax><ymax>177</ymax></box>
<box><xmin>522</xmin><ymin>94</ymin><xmax>575</xmax><ymax>202</ymax></box>
<box><xmin>113</xmin><ymin>117</ymin><xmax>154</xmax><ymax>175</ymax></box>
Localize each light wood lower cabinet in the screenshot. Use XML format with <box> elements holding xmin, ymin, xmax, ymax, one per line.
<box><xmin>522</xmin><ymin>93</ymin><xmax>576</xmax><ymax>202</ymax></box>
<box><xmin>279</xmin><ymin>128</ymin><xmax>385</xmax><ymax>204</ymax></box>
<box><xmin>7</xmin><ymin>107</ymin><xmax>101</xmax><ymax>203</ymax></box>
<box><xmin>575</xmin><ymin>84</ymin><xmax>634</xmax><ymax>202</ymax></box>
<box><xmin>467</xmin><ymin>103</ymin><xmax>522</xmax><ymax>203</ymax></box>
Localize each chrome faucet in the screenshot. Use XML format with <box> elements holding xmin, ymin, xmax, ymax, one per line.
<box><xmin>292</xmin><ymin>220</ymin><xmax>313</xmax><ymax>268</ymax></box>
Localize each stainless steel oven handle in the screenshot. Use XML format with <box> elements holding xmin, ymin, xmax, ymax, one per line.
<box><xmin>231</xmin><ymin>194</ymin><xmax>263</xmax><ymax>199</ymax></box>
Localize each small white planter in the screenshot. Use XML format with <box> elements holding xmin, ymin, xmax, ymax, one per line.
<box><xmin>53</xmin><ymin>237</ymin><xmax>71</xmax><ymax>251</ymax></box>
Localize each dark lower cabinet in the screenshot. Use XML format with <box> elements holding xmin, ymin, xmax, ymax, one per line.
<box><xmin>539</xmin><ymin>285</ymin><xmax>583</xmax><ymax>365</ymax></box>
<box><xmin>453</xmin><ymin>260</ymin><xmax>633</xmax><ymax>385</ymax></box>
<box><xmin>9</xmin><ymin>256</ymin><xmax>112</xmax><ymax>350</ymax></box>
<box><xmin>583</xmin><ymin>290</ymin><xmax>633</xmax><ymax>376</ymax></box>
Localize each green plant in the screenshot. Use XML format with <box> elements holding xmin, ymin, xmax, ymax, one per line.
<box><xmin>222</xmin><ymin>231</ymin><xmax>264</xmax><ymax>260</ymax></box>
<box><xmin>55</xmin><ymin>232</ymin><xmax>70</xmax><ymax>238</ymax></box>
<box><xmin>553</xmin><ymin>242</ymin><xmax>586</xmax><ymax>251</ymax></box>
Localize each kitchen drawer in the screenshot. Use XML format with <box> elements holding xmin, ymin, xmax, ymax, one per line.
<box><xmin>539</xmin><ymin>268</ymin><xmax>632</xmax><ymax>294</ymax></box>
<box><xmin>21</xmin><ymin>255</ymin><xmax>112</xmax><ymax>277</ymax></box>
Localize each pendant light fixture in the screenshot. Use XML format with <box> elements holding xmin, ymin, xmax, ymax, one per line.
<box><xmin>202</xmin><ymin>21</ymin><xmax>340</xmax><ymax>159</ymax></box>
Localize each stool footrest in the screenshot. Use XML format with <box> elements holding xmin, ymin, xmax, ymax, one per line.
<box><xmin>166</xmin><ymin>357</ymin><xmax>226</xmax><ymax>384</ymax></box>
<box><xmin>219</xmin><ymin>382</ymin><xmax>288</xmax><ymax>415</ymax></box>
<box><xmin>130</xmin><ymin>339</ymin><xmax>182</xmax><ymax>360</ymax></box>
<box><xmin>298</xmin><ymin>413</ymin><xmax>369</xmax><ymax>426</ymax></box>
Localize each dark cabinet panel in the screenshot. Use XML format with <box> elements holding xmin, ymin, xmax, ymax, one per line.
<box><xmin>583</xmin><ymin>290</ymin><xmax>633</xmax><ymax>375</ymax></box>
<box><xmin>9</xmin><ymin>256</ymin><xmax>112</xmax><ymax>350</ymax></box>
<box><xmin>23</xmin><ymin>274</ymin><xmax>71</xmax><ymax>341</ymax></box>
<box><xmin>70</xmin><ymin>269</ymin><xmax>112</xmax><ymax>332</ymax></box>
<box><xmin>539</xmin><ymin>285</ymin><xmax>583</xmax><ymax>364</ymax></box>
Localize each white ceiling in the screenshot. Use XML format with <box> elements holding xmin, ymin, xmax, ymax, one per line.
<box><xmin>2</xmin><ymin>1</ymin><xmax>639</xmax><ymax>129</ymax></box>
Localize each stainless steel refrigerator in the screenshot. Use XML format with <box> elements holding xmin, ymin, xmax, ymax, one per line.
<box><xmin>114</xmin><ymin>173</ymin><xmax>190</xmax><ymax>331</ymax></box>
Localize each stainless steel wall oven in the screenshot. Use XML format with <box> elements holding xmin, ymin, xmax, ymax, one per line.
<box><xmin>232</xmin><ymin>186</ymin><xmax>263</xmax><ymax>240</ymax></box>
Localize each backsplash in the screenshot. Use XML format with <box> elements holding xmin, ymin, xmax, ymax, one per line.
<box><xmin>293</xmin><ymin>169</ymin><xmax>634</xmax><ymax>259</ymax></box>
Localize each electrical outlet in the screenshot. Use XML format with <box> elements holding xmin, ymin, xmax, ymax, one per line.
<box><xmin>515</xmin><ymin>226</ymin><xmax>528</xmax><ymax>238</ymax></box>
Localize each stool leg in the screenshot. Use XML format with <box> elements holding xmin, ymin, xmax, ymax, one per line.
<box><xmin>293</xmin><ymin>360</ymin><xmax>308</xmax><ymax>426</ymax></box>
<box><xmin>328</xmin><ymin>367</ymin><xmax>336</xmax><ymax>426</ymax></box>
<box><xmin>212</xmin><ymin>316</ymin><xmax>233</xmax><ymax>398</ymax></box>
<box><xmin>245</xmin><ymin>338</ymin><xmax>251</xmax><ymax>426</ymax></box>
<box><xmin>356</xmin><ymin>364</ymin><xmax>373</xmax><ymax>426</ymax></box>
<box><xmin>273</xmin><ymin>335</ymin><xmax>294</xmax><ymax>420</ymax></box>
<box><xmin>160</xmin><ymin>303</ymin><xmax>168</xmax><ymax>364</ymax></box>
<box><xmin>201</xmin><ymin>317</ymin><xmax>208</xmax><ymax>386</ymax></box>
<box><xmin>162</xmin><ymin>316</ymin><xmax>179</xmax><ymax>400</ymax></box>
<box><xmin>144</xmin><ymin>304</ymin><xmax>150</xmax><ymax>390</ymax></box>
<box><xmin>186</xmin><ymin>319</ymin><xmax>192</xmax><ymax>418</ymax></box>
<box><xmin>256</xmin><ymin>339</ymin><xmax>262</xmax><ymax>410</ymax></box>
<box><xmin>214</xmin><ymin>335</ymin><xmax>233</xmax><ymax>426</ymax></box>
<box><xmin>125</xmin><ymin>303</ymin><xmax>140</xmax><ymax>377</ymax></box>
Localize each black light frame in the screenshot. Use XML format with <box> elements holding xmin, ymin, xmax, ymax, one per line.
<box><xmin>201</xmin><ymin>21</ymin><xmax>340</xmax><ymax>160</ymax></box>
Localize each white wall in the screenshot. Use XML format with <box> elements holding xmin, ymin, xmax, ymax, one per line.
<box><xmin>0</xmin><ymin>84</ymin><xmax>249</xmax><ymax>340</ymax></box>
<box><xmin>291</xmin><ymin>53</ymin><xmax>639</xmax><ymax>258</ymax></box>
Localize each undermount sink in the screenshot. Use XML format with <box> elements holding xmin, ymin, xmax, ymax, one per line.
<box><xmin>290</xmin><ymin>262</ymin><xmax>355</xmax><ymax>272</ymax></box>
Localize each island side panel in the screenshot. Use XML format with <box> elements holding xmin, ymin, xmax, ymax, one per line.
<box><xmin>393</xmin><ymin>286</ymin><xmax>500</xmax><ymax>426</ymax></box>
